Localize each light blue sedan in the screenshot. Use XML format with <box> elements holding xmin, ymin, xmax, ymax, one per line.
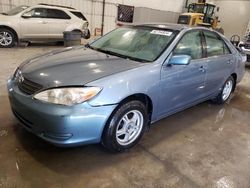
<box><xmin>7</xmin><ymin>23</ymin><xmax>245</xmax><ymax>152</ymax></box>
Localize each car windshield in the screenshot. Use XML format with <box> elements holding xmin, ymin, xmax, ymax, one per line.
<box><xmin>89</xmin><ymin>26</ymin><xmax>177</xmax><ymax>62</ymax></box>
<box><xmin>4</xmin><ymin>5</ymin><xmax>29</xmax><ymax>15</ymax></box>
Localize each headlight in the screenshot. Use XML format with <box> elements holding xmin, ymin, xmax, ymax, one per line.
<box><xmin>34</xmin><ymin>87</ymin><xmax>102</xmax><ymax>106</ymax></box>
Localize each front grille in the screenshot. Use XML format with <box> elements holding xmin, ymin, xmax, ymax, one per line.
<box><xmin>245</xmin><ymin>43</ymin><xmax>250</xmax><ymax>49</ymax></box>
<box><xmin>247</xmin><ymin>55</ymin><xmax>250</xmax><ymax>62</ymax></box>
<box><xmin>18</xmin><ymin>77</ymin><xmax>43</xmax><ymax>95</ymax></box>
<box><xmin>246</xmin><ymin>35</ymin><xmax>250</xmax><ymax>43</ymax></box>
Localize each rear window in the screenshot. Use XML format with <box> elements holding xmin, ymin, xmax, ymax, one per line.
<box><xmin>70</xmin><ymin>11</ymin><xmax>87</xmax><ymax>21</ymax></box>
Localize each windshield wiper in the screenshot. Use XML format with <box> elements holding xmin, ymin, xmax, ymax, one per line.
<box><xmin>85</xmin><ymin>44</ymin><xmax>150</xmax><ymax>62</ymax></box>
<box><xmin>92</xmin><ymin>47</ymin><xmax>150</xmax><ymax>63</ymax></box>
<box><xmin>85</xmin><ymin>43</ymin><xmax>96</xmax><ymax>51</ymax></box>
<box><xmin>1</xmin><ymin>13</ymin><xmax>8</xmax><ymax>15</ymax></box>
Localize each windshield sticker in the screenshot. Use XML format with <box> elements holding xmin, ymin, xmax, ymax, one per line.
<box><xmin>150</xmin><ymin>30</ymin><xmax>173</xmax><ymax>36</ymax></box>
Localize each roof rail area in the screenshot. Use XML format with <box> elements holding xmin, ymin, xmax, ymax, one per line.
<box><xmin>38</xmin><ymin>3</ymin><xmax>75</xmax><ymax>10</ymax></box>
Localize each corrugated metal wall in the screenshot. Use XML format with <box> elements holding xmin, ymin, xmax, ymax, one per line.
<box><xmin>0</xmin><ymin>0</ymin><xmax>184</xmax><ymax>34</ymax></box>
<box><xmin>134</xmin><ymin>7</ymin><xmax>180</xmax><ymax>24</ymax></box>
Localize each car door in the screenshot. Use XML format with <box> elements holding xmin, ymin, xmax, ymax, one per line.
<box><xmin>46</xmin><ymin>8</ymin><xmax>71</xmax><ymax>38</ymax></box>
<box><xmin>202</xmin><ymin>30</ymin><xmax>235</xmax><ymax>95</ymax></box>
<box><xmin>158</xmin><ymin>30</ymin><xmax>207</xmax><ymax>117</ymax></box>
<box><xmin>20</xmin><ymin>8</ymin><xmax>49</xmax><ymax>38</ymax></box>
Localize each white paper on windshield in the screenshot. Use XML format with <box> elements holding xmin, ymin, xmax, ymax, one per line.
<box><xmin>150</xmin><ymin>30</ymin><xmax>173</xmax><ymax>36</ymax></box>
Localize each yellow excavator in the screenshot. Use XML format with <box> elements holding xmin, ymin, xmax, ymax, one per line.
<box><xmin>178</xmin><ymin>0</ymin><xmax>224</xmax><ymax>33</ymax></box>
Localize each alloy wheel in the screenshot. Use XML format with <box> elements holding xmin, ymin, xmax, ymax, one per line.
<box><xmin>222</xmin><ymin>79</ymin><xmax>233</xmax><ymax>101</ymax></box>
<box><xmin>116</xmin><ymin>110</ymin><xmax>144</xmax><ymax>146</ymax></box>
<box><xmin>0</xmin><ymin>31</ymin><xmax>13</xmax><ymax>46</ymax></box>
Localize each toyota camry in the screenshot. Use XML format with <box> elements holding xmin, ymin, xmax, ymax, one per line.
<box><xmin>7</xmin><ymin>23</ymin><xmax>245</xmax><ymax>152</ymax></box>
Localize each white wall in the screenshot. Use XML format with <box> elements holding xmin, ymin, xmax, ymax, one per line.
<box><xmin>215</xmin><ymin>0</ymin><xmax>250</xmax><ymax>38</ymax></box>
<box><xmin>120</xmin><ymin>0</ymin><xmax>185</xmax><ymax>13</ymax></box>
<box><xmin>0</xmin><ymin>0</ymin><xmax>185</xmax><ymax>34</ymax></box>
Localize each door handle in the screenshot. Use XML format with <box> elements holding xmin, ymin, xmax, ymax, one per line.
<box><xmin>39</xmin><ymin>20</ymin><xmax>48</xmax><ymax>24</ymax></box>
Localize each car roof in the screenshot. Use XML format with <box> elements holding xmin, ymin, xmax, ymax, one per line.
<box><xmin>33</xmin><ymin>3</ymin><xmax>76</xmax><ymax>11</ymax></box>
<box><xmin>132</xmin><ymin>22</ymin><xmax>216</xmax><ymax>33</ymax></box>
<box><xmin>132</xmin><ymin>23</ymin><xmax>189</xmax><ymax>31</ymax></box>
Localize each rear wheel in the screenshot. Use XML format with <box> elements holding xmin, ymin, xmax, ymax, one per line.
<box><xmin>212</xmin><ymin>76</ymin><xmax>235</xmax><ymax>104</ymax></box>
<box><xmin>102</xmin><ymin>100</ymin><xmax>148</xmax><ymax>152</ymax></box>
<box><xmin>0</xmin><ymin>29</ymin><xmax>15</xmax><ymax>48</ymax></box>
<box><xmin>83</xmin><ymin>29</ymin><xmax>90</xmax><ymax>39</ymax></box>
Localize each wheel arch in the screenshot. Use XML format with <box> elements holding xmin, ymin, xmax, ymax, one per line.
<box><xmin>117</xmin><ymin>93</ymin><xmax>153</xmax><ymax>117</ymax></box>
<box><xmin>0</xmin><ymin>25</ymin><xmax>19</xmax><ymax>42</ymax></box>
<box><xmin>101</xmin><ymin>93</ymin><xmax>153</xmax><ymax>139</ymax></box>
<box><xmin>72</xmin><ymin>29</ymin><xmax>83</xmax><ymax>33</ymax></box>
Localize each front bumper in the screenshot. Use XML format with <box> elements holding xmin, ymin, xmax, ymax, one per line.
<box><xmin>7</xmin><ymin>78</ymin><xmax>117</xmax><ymax>147</ymax></box>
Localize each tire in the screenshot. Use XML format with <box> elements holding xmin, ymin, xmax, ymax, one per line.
<box><xmin>102</xmin><ymin>100</ymin><xmax>148</xmax><ymax>152</ymax></box>
<box><xmin>83</xmin><ymin>29</ymin><xmax>90</xmax><ymax>39</ymax></box>
<box><xmin>0</xmin><ymin>29</ymin><xmax>15</xmax><ymax>48</ymax></box>
<box><xmin>212</xmin><ymin>76</ymin><xmax>235</xmax><ymax>104</ymax></box>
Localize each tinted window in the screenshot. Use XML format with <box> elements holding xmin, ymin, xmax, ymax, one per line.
<box><xmin>173</xmin><ymin>31</ymin><xmax>203</xmax><ymax>59</ymax></box>
<box><xmin>46</xmin><ymin>9</ymin><xmax>70</xmax><ymax>19</ymax></box>
<box><xmin>29</xmin><ymin>8</ymin><xmax>47</xmax><ymax>18</ymax></box>
<box><xmin>70</xmin><ymin>11</ymin><xmax>87</xmax><ymax>20</ymax></box>
<box><xmin>203</xmin><ymin>31</ymin><xmax>230</xmax><ymax>57</ymax></box>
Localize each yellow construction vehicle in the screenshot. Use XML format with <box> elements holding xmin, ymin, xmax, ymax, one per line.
<box><xmin>178</xmin><ymin>0</ymin><xmax>224</xmax><ymax>33</ymax></box>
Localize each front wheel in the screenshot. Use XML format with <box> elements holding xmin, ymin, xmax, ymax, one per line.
<box><xmin>0</xmin><ymin>29</ymin><xmax>15</xmax><ymax>48</ymax></box>
<box><xmin>212</xmin><ymin>76</ymin><xmax>235</xmax><ymax>104</ymax></box>
<box><xmin>102</xmin><ymin>101</ymin><xmax>148</xmax><ymax>152</ymax></box>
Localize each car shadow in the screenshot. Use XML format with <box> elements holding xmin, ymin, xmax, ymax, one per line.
<box><xmin>245</xmin><ymin>63</ymin><xmax>250</xmax><ymax>68</ymax></box>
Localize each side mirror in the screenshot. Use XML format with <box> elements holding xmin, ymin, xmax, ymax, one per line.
<box><xmin>22</xmin><ymin>12</ymin><xmax>32</xmax><ymax>18</ymax></box>
<box><xmin>168</xmin><ymin>55</ymin><xmax>191</xmax><ymax>65</ymax></box>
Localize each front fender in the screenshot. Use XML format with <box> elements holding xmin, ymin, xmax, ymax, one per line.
<box><xmin>86</xmin><ymin>63</ymin><xmax>161</xmax><ymax>110</ymax></box>
<box><xmin>0</xmin><ymin>23</ymin><xmax>20</xmax><ymax>39</ymax></box>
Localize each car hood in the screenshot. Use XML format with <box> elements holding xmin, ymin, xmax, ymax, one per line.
<box><xmin>0</xmin><ymin>14</ymin><xmax>8</xmax><ymax>20</ymax></box>
<box><xmin>20</xmin><ymin>46</ymin><xmax>145</xmax><ymax>88</ymax></box>
<box><xmin>0</xmin><ymin>13</ymin><xmax>16</xmax><ymax>19</ymax></box>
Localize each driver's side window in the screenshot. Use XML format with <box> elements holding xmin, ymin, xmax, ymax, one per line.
<box><xmin>25</xmin><ymin>8</ymin><xmax>47</xmax><ymax>18</ymax></box>
<box><xmin>173</xmin><ymin>30</ymin><xmax>203</xmax><ymax>60</ymax></box>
